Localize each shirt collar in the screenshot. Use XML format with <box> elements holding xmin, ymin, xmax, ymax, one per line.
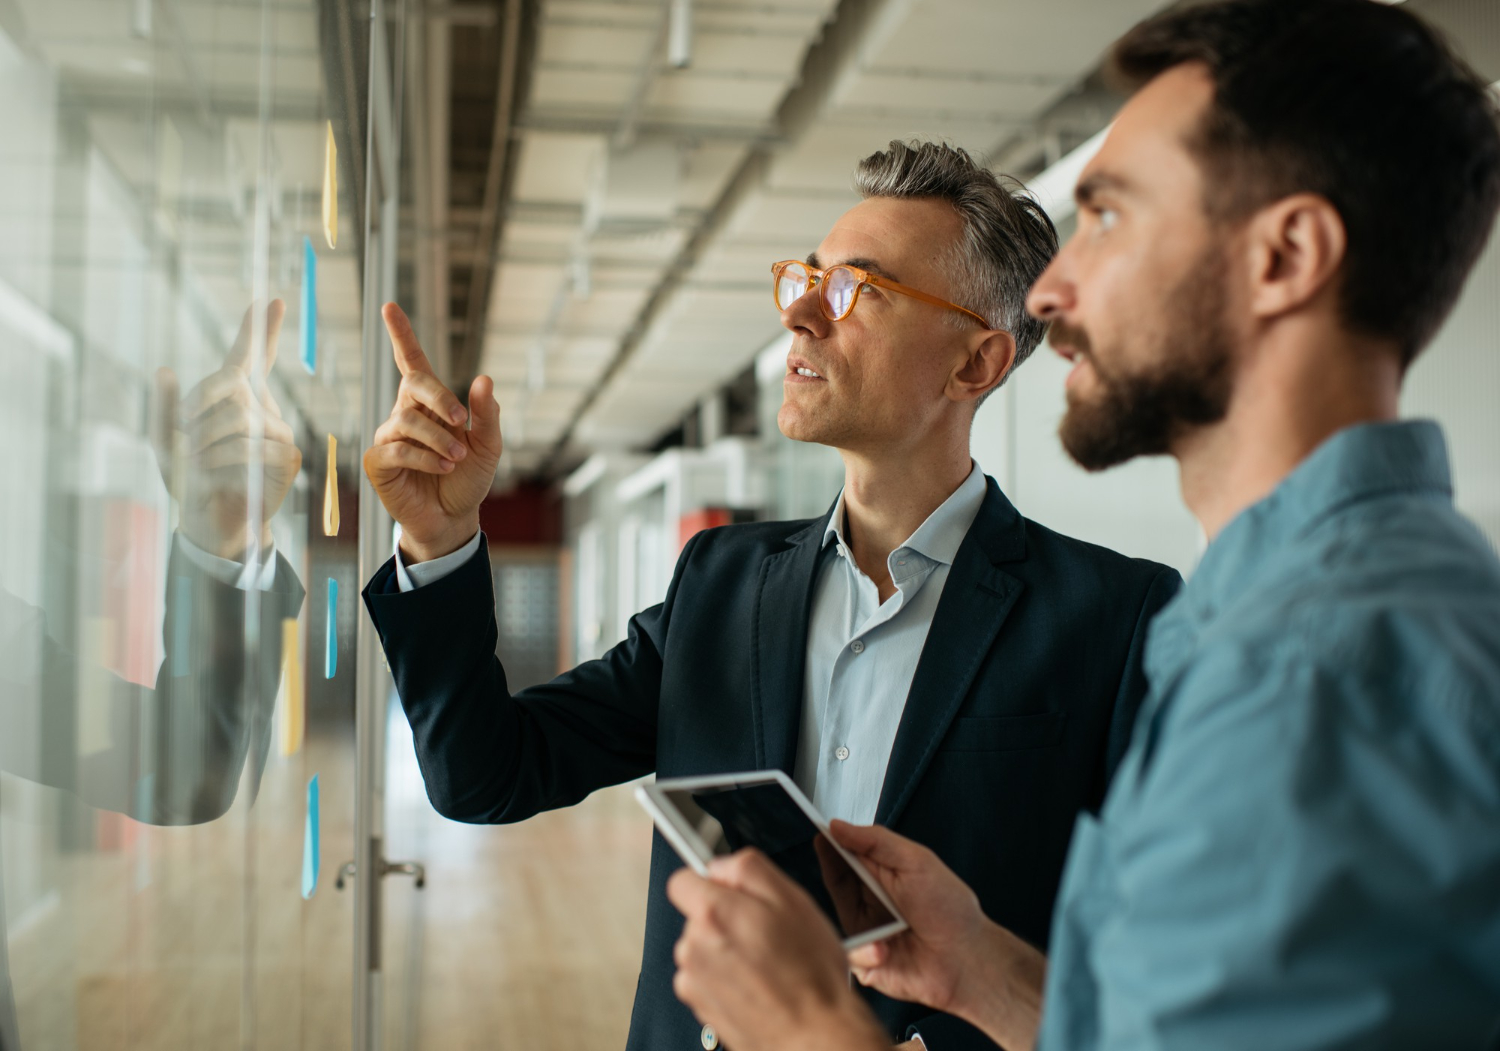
<box><xmin>822</xmin><ymin>461</ymin><xmax>987</xmax><ymax>568</ymax></box>
<box><xmin>1183</xmin><ymin>419</ymin><xmax>1453</xmax><ymax>614</ymax></box>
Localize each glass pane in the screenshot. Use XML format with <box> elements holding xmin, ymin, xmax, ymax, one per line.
<box><xmin>0</xmin><ymin>0</ymin><xmax>367</xmax><ymax>1044</ymax></box>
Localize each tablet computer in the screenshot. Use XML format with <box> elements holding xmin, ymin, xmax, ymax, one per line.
<box><xmin>636</xmin><ymin>769</ymin><xmax>908</xmax><ymax>949</ymax></box>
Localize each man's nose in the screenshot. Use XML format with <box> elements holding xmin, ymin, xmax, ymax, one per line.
<box><xmin>1026</xmin><ymin>257</ymin><xmax>1074</xmax><ymax>322</ymax></box>
<box><xmin>781</xmin><ymin>285</ymin><xmax>831</xmax><ymax>339</ymax></box>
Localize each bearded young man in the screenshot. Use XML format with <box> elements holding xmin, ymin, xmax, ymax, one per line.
<box><xmin>358</xmin><ymin>142</ymin><xmax>1183</xmax><ymax>1051</ymax></box>
<box><xmin>667</xmin><ymin>2</ymin><xmax>1500</xmax><ymax>1049</ymax></box>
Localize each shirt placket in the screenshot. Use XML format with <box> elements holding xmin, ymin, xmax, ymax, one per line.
<box><xmin>819</xmin><ymin>550</ymin><xmax>929</xmax><ymax>817</ymax></box>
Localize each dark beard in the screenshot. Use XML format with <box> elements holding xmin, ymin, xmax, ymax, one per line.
<box><xmin>1057</xmin><ymin>257</ymin><xmax>1234</xmax><ymax>472</ymax></box>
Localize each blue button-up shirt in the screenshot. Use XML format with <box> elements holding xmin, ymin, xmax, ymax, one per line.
<box><xmin>792</xmin><ymin>463</ymin><xmax>986</xmax><ymax>824</ymax></box>
<box><xmin>1040</xmin><ymin>421</ymin><xmax>1500</xmax><ymax>1050</ymax></box>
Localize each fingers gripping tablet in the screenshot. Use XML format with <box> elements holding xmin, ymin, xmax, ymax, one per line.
<box><xmin>638</xmin><ymin>770</ymin><xmax>908</xmax><ymax>949</ymax></box>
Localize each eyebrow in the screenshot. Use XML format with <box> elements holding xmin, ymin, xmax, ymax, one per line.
<box><xmin>805</xmin><ymin>252</ymin><xmax>901</xmax><ymax>283</ymax></box>
<box><xmin>1074</xmin><ymin>171</ymin><xmax>1133</xmax><ymax>207</ymax></box>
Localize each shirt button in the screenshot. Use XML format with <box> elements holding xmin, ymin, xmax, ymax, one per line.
<box><xmin>850</xmin><ymin>640</ymin><xmax>864</xmax><ymax>654</ymax></box>
<box><xmin>701</xmin><ymin>1024</ymin><xmax>719</xmax><ymax>1049</ymax></box>
<box><xmin>835</xmin><ymin>746</ymin><xmax>850</xmax><ymax>761</ymax></box>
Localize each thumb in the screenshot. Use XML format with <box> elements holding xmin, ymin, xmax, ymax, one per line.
<box><xmin>150</xmin><ymin>368</ymin><xmax>179</xmax><ymax>484</ymax></box>
<box><xmin>261</xmin><ymin>298</ymin><xmax>286</xmax><ymax>376</ymax></box>
<box><xmin>829</xmin><ymin>821</ymin><xmax>914</xmax><ymax>869</ymax></box>
<box><xmin>467</xmin><ymin>374</ymin><xmax>503</xmax><ymax>458</ymax></box>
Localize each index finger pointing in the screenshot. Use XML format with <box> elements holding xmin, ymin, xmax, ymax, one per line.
<box><xmin>383</xmin><ymin>302</ymin><xmax>434</xmax><ymax>377</ymax></box>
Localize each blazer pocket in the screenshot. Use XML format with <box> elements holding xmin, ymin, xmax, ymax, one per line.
<box><xmin>939</xmin><ymin>711</ymin><xmax>1068</xmax><ymax>753</ymax></box>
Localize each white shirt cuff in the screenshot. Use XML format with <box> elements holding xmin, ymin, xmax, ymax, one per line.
<box><xmin>395</xmin><ymin>530</ymin><xmax>482</xmax><ymax>592</ymax></box>
<box><xmin>176</xmin><ymin>533</ymin><xmax>279</xmax><ymax>591</ymax></box>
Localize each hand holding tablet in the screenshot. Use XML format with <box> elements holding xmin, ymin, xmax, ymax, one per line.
<box><xmin>637</xmin><ymin>770</ymin><xmax>907</xmax><ymax>949</ymax></box>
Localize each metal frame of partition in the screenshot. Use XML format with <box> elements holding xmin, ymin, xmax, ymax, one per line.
<box><xmin>353</xmin><ymin>0</ymin><xmax>407</xmax><ymax>1044</ymax></box>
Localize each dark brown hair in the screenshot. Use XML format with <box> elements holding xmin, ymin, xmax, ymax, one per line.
<box><xmin>1112</xmin><ymin>0</ymin><xmax>1500</xmax><ymax>365</ymax></box>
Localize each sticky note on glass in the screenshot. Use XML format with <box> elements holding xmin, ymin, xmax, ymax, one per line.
<box><xmin>325</xmin><ymin>577</ymin><xmax>338</xmax><ymax>679</ymax></box>
<box><xmin>300</xmin><ymin>236</ymin><xmax>317</xmax><ymax>375</ymax></box>
<box><xmin>322</xmin><ymin>122</ymin><xmax>338</xmax><ymax>249</ymax></box>
<box><xmin>323</xmin><ymin>434</ymin><xmax>340</xmax><ymax>536</ymax></box>
<box><xmin>279</xmin><ymin>617</ymin><xmax>304</xmax><ymax>757</ymax></box>
<box><xmin>302</xmin><ymin>774</ymin><xmax>320</xmax><ymax>899</ymax></box>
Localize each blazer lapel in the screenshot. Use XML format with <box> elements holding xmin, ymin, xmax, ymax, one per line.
<box><xmin>875</xmin><ymin>479</ymin><xmax>1027</xmax><ymax>826</ymax></box>
<box><xmin>750</xmin><ymin>512</ymin><xmax>830</xmax><ymax>773</ymax></box>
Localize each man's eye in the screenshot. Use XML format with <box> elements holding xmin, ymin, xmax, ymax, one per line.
<box><xmin>1096</xmin><ymin>208</ymin><xmax>1120</xmax><ymax>232</ymax></box>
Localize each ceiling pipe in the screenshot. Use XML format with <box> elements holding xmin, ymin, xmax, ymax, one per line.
<box><xmin>410</xmin><ymin>0</ymin><xmax>453</xmax><ymax>375</ymax></box>
<box><xmin>667</xmin><ymin>0</ymin><xmax>692</xmax><ymax>70</ymax></box>
<box><xmin>517</xmin><ymin>0</ymin><xmax>684</xmax><ymax>410</ymax></box>
<box><xmin>455</xmin><ymin>0</ymin><xmax>527</xmax><ymax>394</ymax></box>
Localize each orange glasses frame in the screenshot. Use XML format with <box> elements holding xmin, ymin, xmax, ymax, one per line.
<box><xmin>771</xmin><ymin>260</ymin><xmax>990</xmax><ymax>328</ymax></box>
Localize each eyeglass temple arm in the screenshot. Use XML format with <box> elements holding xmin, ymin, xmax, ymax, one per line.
<box><xmin>863</xmin><ymin>273</ymin><xmax>990</xmax><ymax>328</ymax></box>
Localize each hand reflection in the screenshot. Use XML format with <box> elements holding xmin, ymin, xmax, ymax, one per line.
<box><xmin>813</xmin><ymin>831</ymin><xmax>888</xmax><ymax>940</ymax></box>
<box><xmin>154</xmin><ymin>299</ymin><xmax>303</xmax><ymax>560</ymax></box>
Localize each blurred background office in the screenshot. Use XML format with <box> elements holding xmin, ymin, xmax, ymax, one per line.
<box><xmin>0</xmin><ymin>0</ymin><xmax>1494</xmax><ymax>1047</ymax></box>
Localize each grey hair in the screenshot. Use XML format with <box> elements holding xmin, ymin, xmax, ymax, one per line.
<box><xmin>853</xmin><ymin>141</ymin><xmax>1058</xmax><ymax>394</ymax></box>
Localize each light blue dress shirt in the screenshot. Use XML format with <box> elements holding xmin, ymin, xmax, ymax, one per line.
<box><xmin>792</xmin><ymin>463</ymin><xmax>986</xmax><ymax>824</ymax></box>
<box><xmin>1039</xmin><ymin>421</ymin><xmax>1500</xmax><ymax>1050</ymax></box>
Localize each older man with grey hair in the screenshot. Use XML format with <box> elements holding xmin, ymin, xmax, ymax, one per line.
<box><xmin>359</xmin><ymin>140</ymin><xmax>1181</xmax><ymax>1051</ymax></box>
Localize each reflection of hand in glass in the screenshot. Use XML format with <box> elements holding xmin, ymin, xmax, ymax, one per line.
<box><xmin>154</xmin><ymin>299</ymin><xmax>302</xmax><ymax>559</ymax></box>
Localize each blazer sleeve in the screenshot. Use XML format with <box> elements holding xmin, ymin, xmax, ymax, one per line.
<box><xmin>362</xmin><ymin>532</ymin><xmax>703</xmax><ymax>824</ymax></box>
<box><xmin>0</xmin><ymin>540</ymin><xmax>305</xmax><ymax>825</ymax></box>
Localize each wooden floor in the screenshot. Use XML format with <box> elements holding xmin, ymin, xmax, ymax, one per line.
<box><xmin>4</xmin><ymin>707</ymin><xmax>654</xmax><ymax>1051</ymax></box>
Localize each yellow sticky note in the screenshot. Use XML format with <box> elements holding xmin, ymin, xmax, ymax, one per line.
<box><xmin>279</xmin><ymin>617</ymin><xmax>304</xmax><ymax>758</ymax></box>
<box><xmin>322</xmin><ymin>122</ymin><xmax>338</xmax><ymax>249</ymax></box>
<box><xmin>323</xmin><ymin>434</ymin><xmax>340</xmax><ymax>536</ymax></box>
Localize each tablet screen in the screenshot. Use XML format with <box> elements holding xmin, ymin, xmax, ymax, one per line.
<box><xmin>662</xmin><ymin>779</ymin><xmax>899</xmax><ymax>940</ymax></box>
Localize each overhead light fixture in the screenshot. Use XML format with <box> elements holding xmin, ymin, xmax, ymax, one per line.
<box><xmin>668</xmin><ymin>0</ymin><xmax>691</xmax><ymax>69</ymax></box>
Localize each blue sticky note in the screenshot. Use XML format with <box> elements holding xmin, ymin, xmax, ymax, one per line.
<box><xmin>302</xmin><ymin>774</ymin><xmax>320</xmax><ymax>899</ymax></box>
<box><xmin>300</xmin><ymin>236</ymin><xmax>317</xmax><ymax>374</ymax></box>
<box><xmin>325</xmin><ymin>576</ymin><xmax>338</xmax><ymax>679</ymax></box>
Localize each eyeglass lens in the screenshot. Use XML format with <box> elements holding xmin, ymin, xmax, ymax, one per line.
<box><xmin>822</xmin><ymin>267</ymin><xmax>857</xmax><ymax>318</ymax></box>
<box><xmin>776</xmin><ymin>263</ymin><xmax>862</xmax><ymax>319</ymax></box>
<box><xmin>776</xmin><ymin>265</ymin><xmax>807</xmax><ymax>311</ymax></box>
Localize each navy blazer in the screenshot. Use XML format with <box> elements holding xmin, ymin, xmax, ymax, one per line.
<box><xmin>363</xmin><ymin>478</ymin><xmax>1181</xmax><ymax>1051</ymax></box>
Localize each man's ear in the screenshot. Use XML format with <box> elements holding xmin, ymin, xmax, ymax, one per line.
<box><xmin>950</xmin><ymin>329</ymin><xmax>1017</xmax><ymax>403</ymax></box>
<box><xmin>1246</xmin><ymin>193</ymin><xmax>1347</xmax><ymax>322</ymax></box>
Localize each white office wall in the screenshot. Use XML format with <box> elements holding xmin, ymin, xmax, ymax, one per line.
<box><xmin>1401</xmin><ymin>225</ymin><xmax>1500</xmax><ymax>548</ymax></box>
<box><xmin>971</xmin><ymin>353</ymin><xmax>1204</xmax><ymax>578</ymax></box>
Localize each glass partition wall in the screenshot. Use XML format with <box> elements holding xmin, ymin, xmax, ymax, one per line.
<box><xmin>0</xmin><ymin>0</ymin><xmax>404</xmax><ymax>1043</ymax></box>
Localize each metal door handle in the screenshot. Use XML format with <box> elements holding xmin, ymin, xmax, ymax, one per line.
<box><xmin>335</xmin><ymin>858</ymin><xmax>427</xmax><ymax>890</ymax></box>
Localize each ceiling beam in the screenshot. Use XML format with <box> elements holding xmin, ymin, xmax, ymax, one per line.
<box><xmin>453</xmin><ymin>0</ymin><xmax>536</xmax><ymax>393</ymax></box>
